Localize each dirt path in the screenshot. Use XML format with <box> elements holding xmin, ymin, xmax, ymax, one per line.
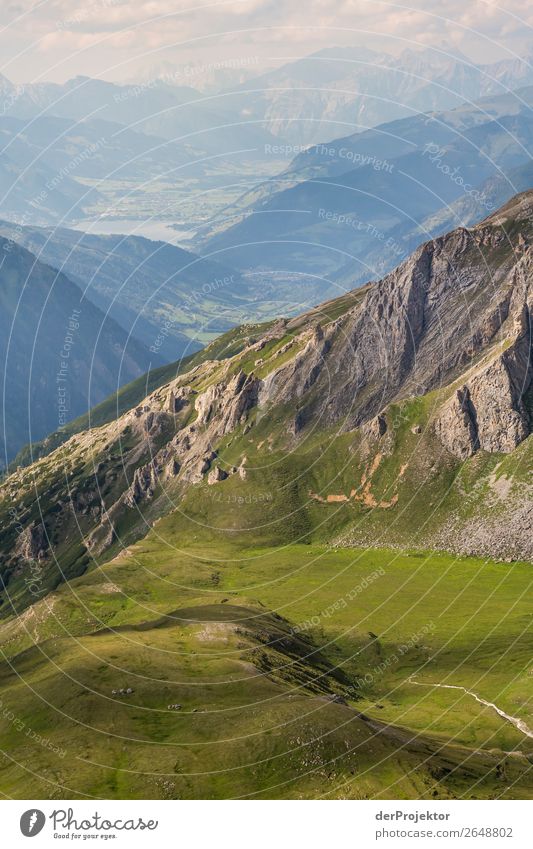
<box><xmin>409</xmin><ymin>677</ymin><xmax>533</xmax><ymax>739</ymax></box>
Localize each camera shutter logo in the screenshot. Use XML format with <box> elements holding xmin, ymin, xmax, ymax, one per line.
<box><xmin>20</xmin><ymin>810</ymin><xmax>46</xmax><ymax>837</ymax></box>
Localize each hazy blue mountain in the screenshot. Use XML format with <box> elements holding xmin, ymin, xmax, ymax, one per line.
<box><xmin>4</xmin><ymin>75</ymin><xmax>281</xmax><ymax>160</ymax></box>
<box><xmin>5</xmin><ymin>45</ymin><xmax>533</xmax><ymax>164</ymax></box>
<box><xmin>0</xmin><ymin>114</ymin><xmax>194</xmax><ymax>180</ymax></box>
<box><xmin>216</xmin><ymin>46</ymin><xmax>533</xmax><ymax>146</ymax></box>
<box><xmin>330</xmin><ymin>158</ymin><xmax>533</xmax><ymax>290</ymax></box>
<box><xmin>0</xmin><ymin>223</ymin><xmax>315</xmax><ymax>358</ymax></box>
<box><xmin>0</xmin><ymin>138</ymin><xmax>100</xmax><ymax>225</ymax></box>
<box><xmin>196</xmin><ymin>85</ymin><xmax>533</xmax><ymax>243</ymax></box>
<box><xmin>0</xmin><ymin>224</ymin><xmax>247</xmax><ymax>353</ymax></box>
<box><xmin>2</xmin><ymin>49</ymin><xmax>533</xmax><ymax>231</ymax></box>
<box><xmin>199</xmin><ymin>87</ymin><xmax>533</xmax><ymax>283</ymax></box>
<box><xmin>0</xmin><ymin>236</ymin><xmax>162</xmax><ymax>463</ymax></box>
<box><xmin>418</xmin><ymin>159</ymin><xmax>533</xmax><ymax>239</ymax></box>
<box><xmin>0</xmin><ymin>112</ymin><xmax>202</xmax><ymax>224</ymax></box>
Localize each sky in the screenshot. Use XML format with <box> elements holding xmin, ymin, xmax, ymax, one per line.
<box><xmin>0</xmin><ymin>0</ymin><xmax>532</xmax><ymax>84</ymax></box>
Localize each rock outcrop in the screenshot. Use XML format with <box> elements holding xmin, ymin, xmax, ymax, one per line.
<box><xmin>362</xmin><ymin>414</ymin><xmax>388</xmax><ymax>441</ymax></box>
<box><xmin>167</xmin><ymin>387</ymin><xmax>192</xmax><ymax>413</ymax></box>
<box><xmin>434</xmin><ymin>387</ymin><xmax>479</xmax><ymax>459</ymax></box>
<box><xmin>207</xmin><ymin>466</ymin><xmax>228</xmax><ymax>485</ymax></box>
<box><xmin>259</xmin><ymin>325</ymin><xmax>331</xmax><ymax>406</ymax></box>
<box><xmin>196</xmin><ymin>370</ymin><xmax>260</xmax><ymax>434</ymax></box>
<box><xmin>15</xmin><ymin>523</ymin><xmax>49</xmax><ymax>562</ymax></box>
<box><xmin>125</xmin><ymin>463</ymin><xmax>159</xmax><ymax>506</ymax></box>
<box><xmin>435</xmin><ymin>312</ymin><xmax>532</xmax><ymax>458</ymax></box>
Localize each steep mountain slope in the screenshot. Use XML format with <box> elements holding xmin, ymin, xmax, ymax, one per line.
<box><xmin>11</xmin><ymin>320</ymin><xmax>276</xmax><ymax>469</ymax></box>
<box><xmin>330</xmin><ymin>158</ymin><xmax>533</xmax><ymax>291</ymax></box>
<box><xmin>0</xmin><ymin>193</ymin><xmax>532</xmax><ymax>800</ymax></box>
<box><xmin>2</xmin><ymin>191</ymin><xmax>532</xmax><ymax>601</ymax></box>
<box><xmin>0</xmin><ymin>237</ymin><xmax>162</xmax><ymax>463</ymax></box>
<box><xmin>413</xmin><ymin>160</ymin><xmax>533</xmax><ymax>246</ymax></box>
<box><xmin>0</xmin><ymin>223</ymin><xmax>306</xmax><ymax>356</ymax></box>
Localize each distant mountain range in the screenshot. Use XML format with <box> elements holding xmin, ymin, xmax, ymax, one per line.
<box><xmin>198</xmin><ymin>85</ymin><xmax>533</xmax><ymax>286</ymax></box>
<box><xmin>217</xmin><ymin>45</ymin><xmax>533</xmax><ymax>145</ymax></box>
<box><xmin>0</xmin><ymin>222</ymin><xmax>246</xmax><ymax>351</ymax></box>
<box><xmin>0</xmin><ymin>222</ymin><xmax>322</xmax><ymax>361</ymax></box>
<box><xmin>0</xmin><ymin>74</ymin><xmax>277</xmax><ymax>157</ymax></box>
<box><xmin>1</xmin><ymin>45</ymin><xmax>533</xmax><ymax>228</ymax></box>
<box><xmin>2</xmin><ymin>46</ymin><xmax>533</xmax><ymax>464</ymax></box>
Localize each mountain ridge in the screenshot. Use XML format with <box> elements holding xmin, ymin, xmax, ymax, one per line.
<box><xmin>1</xmin><ymin>191</ymin><xmax>531</xmax><ymax>616</ymax></box>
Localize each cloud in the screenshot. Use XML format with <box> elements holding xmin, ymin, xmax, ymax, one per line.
<box><xmin>1</xmin><ymin>0</ymin><xmax>532</xmax><ymax>83</ymax></box>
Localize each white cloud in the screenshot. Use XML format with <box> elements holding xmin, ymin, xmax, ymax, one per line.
<box><xmin>1</xmin><ymin>0</ymin><xmax>532</xmax><ymax>83</ymax></box>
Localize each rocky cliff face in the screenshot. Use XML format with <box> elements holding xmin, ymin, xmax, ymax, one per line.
<box><xmin>433</xmin><ymin>251</ymin><xmax>532</xmax><ymax>459</ymax></box>
<box><xmin>434</xmin><ymin>387</ymin><xmax>479</xmax><ymax>460</ymax></box>
<box><xmin>252</xmin><ymin>201</ymin><xmax>533</xmax><ymax>451</ymax></box>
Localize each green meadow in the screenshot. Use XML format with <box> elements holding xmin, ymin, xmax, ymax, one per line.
<box><xmin>0</xmin><ymin>522</ymin><xmax>531</xmax><ymax>799</ymax></box>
